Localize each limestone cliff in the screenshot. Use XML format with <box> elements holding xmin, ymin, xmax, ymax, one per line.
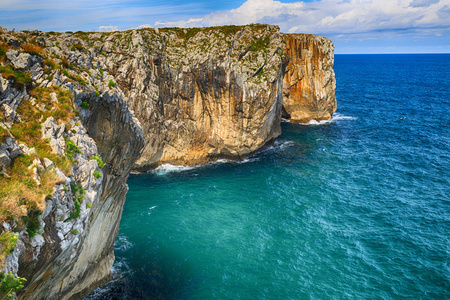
<box><xmin>0</xmin><ymin>24</ymin><xmax>335</xmax><ymax>299</ymax></box>
<box><xmin>282</xmin><ymin>34</ymin><xmax>336</xmax><ymax>123</ymax></box>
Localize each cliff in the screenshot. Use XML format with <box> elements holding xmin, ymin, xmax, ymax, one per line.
<box><xmin>0</xmin><ymin>24</ymin><xmax>335</xmax><ymax>299</ymax></box>
<box><xmin>282</xmin><ymin>34</ymin><xmax>336</xmax><ymax>123</ymax></box>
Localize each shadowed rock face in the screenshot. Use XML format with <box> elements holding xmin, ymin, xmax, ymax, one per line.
<box><xmin>16</xmin><ymin>90</ymin><xmax>144</xmax><ymax>300</ymax></box>
<box><xmin>0</xmin><ymin>24</ymin><xmax>335</xmax><ymax>299</ymax></box>
<box><xmin>282</xmin><ymin>34</ymin><xmax>336</xmax><ymax>123</ymax></box>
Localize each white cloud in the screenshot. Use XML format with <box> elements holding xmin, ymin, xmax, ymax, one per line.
<box><xmin>135</xmin><ymin>24</ymin><xmax>153</xmax><ymax>29</ymax></box>
<box><xmin>147</xmin><ymin>0</ymin><xmax>450</xmax><ymax>38</ymax></box>
<box><xmin>99</xmin><ymin>25</ymin><xmax>119</xmax><ymax>32</ymax></box>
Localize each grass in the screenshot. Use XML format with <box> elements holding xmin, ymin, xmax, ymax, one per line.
<box><xmin>65</xmin><ymin>181</ymin><xmax>85</xmax><ymax>221</ymax></box>
<box><xmin>91</xmin><ymin>155</ymin><xmax>106</xmax><ymax>168</ymax></box>
<box><xmin>0</xmin><ymin>65</ymin><xmax>32</xmax><ymax>87</ymax></box>
<box><xmin>249</xmin><ymin>35</ymin><xmax>271</xmax><ymax>52</ymax></box>
<box><xmin>0</xmin><ymin>126</ymin><xmax>9</xmax><ymax>144</ymax></box>
<box><xmin>20</xmin><ymin>44</ymin><xmax>43</xmax><ymax>56</ymax></box>
<box><xmin>71</xmin><ymin>43</ymin><xmax>83</xmax><ymax>51</ymax></box>
<box><xmin>0</xmin><ymin>43</ymin><xmax>10</xmax><ymax>62</ymax></box>
<box><xmin>0</xmin><ymin>85</ymin><xmax>77</xmax><ymax>238</ymax></box>
<box><xmin>65</xmin><ymin>139</ymin><xmax>82</xmax><ymax>162</ymax></box>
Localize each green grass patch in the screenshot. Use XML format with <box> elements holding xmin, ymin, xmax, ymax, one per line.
<box><xmin>65</xmin><ymin>139</ymin><xmax>82</xmax><ymax>161</ymax></box>
<box><xmin>0</xmin><ymin>65</ymin><xmax>32</xmax><ymax>87</ymax></box>
<box><xmin>91</xmin><ymin>155</ymin><xmax>106</xmax><ymax>168</ymax></box>
<box><xmin>71</xmin><ymin>43</ymin><xmax>83</xmax><ymax>51</ymax></box>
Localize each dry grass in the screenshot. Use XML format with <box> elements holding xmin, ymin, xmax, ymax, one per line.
<box><xmin>20</xmin><ymin>43</ymin><xmax>43</xmax><ymax>56</ymax></box>
<box><xmin>0</xmin><ymin>85</ymin><xmax>76</xmax><ymax>240</ymax></box>
<box><xmin>0</xmin><ymin>42</ymin><xmax>10</xmax><ymax>62</ymax></box>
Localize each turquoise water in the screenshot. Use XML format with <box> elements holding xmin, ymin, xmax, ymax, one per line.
<box><xmin>86</xmin><ymin>54</ymin><xmax>450</xmax><ymax>299</ymax></box>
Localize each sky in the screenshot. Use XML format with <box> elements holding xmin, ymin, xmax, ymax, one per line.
<box><xmin>0</xmin><ymin>0</ymin><xmax>449</xmax><ymax>54</ymax></box>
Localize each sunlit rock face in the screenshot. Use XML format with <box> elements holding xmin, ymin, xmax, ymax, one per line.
<box><xmin>0</xmin><ymin>24</ymin><xmax>335</xmax><ymax>299</ymax></box>
<box><xmin>282</xmin><ymin>34</ymin><xmax>336</xmax><ymax>124</ymax></box>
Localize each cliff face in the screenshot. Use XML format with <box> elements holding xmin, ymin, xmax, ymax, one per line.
<box><xmin>0</xmin><ymin>24</ymin><xmax>335</xmax><ymax>299</ymax></box>
<box><xmin>97</xmin><ymin>25</ymin><xmax>285</xmax><ymax>169</ymax></box>
<box><xmin>282</xmin><ymin>34</ymin><xmax>336</xmax><ymax>123</ymax></box>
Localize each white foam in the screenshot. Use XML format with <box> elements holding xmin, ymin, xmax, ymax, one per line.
<box><xmin>298</xmin><ymin>113</ymin><xmax>357</xmax><ymax>126</ymax></box>
<box><xmin>151</xmin><ymin>163</ymin><xmax>196</xmax><ymax>175</ymax></box>
<box><xmin>114</xmin><ymin>236</ymin><xmax>133</xmax><ymax>251</ymax></box>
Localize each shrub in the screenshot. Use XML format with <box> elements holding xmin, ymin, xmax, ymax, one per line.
<box><xmin>62</xmin><ymin>69</ymin><xmax>70</xmax><ymax>77</ymax></box>
<box><xmin>71</xmin><ymin>43</ymin><xmax>83</xmax><ymax>51</ymax></box>
<box><xmin>0</xmin><ymin>231</ymin><xmax>18</xmax><ymax>256</ymax></box>
<box><xmin>108</xmin><ymin>80</ymin><xmax>116</xmax><ymax>88</ymax></box>
<box><xmin>0</xmin><ymin>272</ymin><xmax>26</xmax><ymax>299</ymax></box>
<box><xmin>65</xmin><ymin>139</ymin><xmax>82</xmax><ymax>161</ymax></box>
<box><xmin>93</xmin><ymin>170</ymin><xmax>102</xmax><ymax>179</ymax></box>
<box><xmin>86</xmin><ymin>202</ymin><xmax>92</xmax><ymax>208</ymax></box>
<box><xmin>70</xmin><ymin>229</ymin><xmax>79</xmax><ymax>235</ymax></box>
<box><xmin>23</xmin><ymin>208</ymin><xmax>42</xmax><ymax>238</ymax></box>
<box><xmin>80</xmin><ymin>101</ymin><xmax>89</xmax><ymax>109</ymax></box>
<box><xmin>91</xmin><ymin>155</ymin><xmax>106</xmax><ymax>168</ymax></box>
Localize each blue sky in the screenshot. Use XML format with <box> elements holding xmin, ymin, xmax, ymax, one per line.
<box><xmin>1</xmin><ymin>0</ymin><xmax>449</xmax><ymax>54</ymax></box>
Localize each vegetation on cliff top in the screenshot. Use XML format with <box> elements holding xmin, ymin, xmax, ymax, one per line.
<box><xmin>0</xmin><ymin>31</ymin><xmax>84</xmax><ymax>269</ymax></box>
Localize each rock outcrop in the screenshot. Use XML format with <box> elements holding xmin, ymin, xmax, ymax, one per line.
<box><xmin>282</xmin><ymin>34</ymin><xmax>336</xmax><ymax>123</ymax></box>
<box><xmin>0</xmin><ymin>24</ymin><xmax>335</xmax><ymax>299</ymax></box>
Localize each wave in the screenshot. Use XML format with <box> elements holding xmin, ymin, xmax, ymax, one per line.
<box><xmin>299</xmin><ymin>113</ymin><xmax>357</xmax><ymax>126</ymax></box>
<box><xmin>151</xmin><ymin>158</ymin><xmax>257</xmax><ymax>175</ymax></box>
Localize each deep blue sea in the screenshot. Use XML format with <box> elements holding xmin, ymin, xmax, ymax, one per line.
<box><xmin>85</xmin><ymin>54</ymin><xmax>450</xmax><ymax>299</ymax></box>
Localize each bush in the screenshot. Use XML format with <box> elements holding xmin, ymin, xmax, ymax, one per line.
<box><xmin>108</xmin><ymin>80</ymin><xmax>116</xmax><ymax>88</ymax></box>
<box><xmin>65</xmin><ymin>139</ymin><xmax>82</xmax><ymax>161</ymax></box>
<box><xmin>86</xmin><ymin>202</ymin><xmax>92</xmax><ymax>208</ymax></box>
<box><xmin>71</xmin><ymin>43</ymin><xmax>83</xmax><ymax>51</ymax></box>
<box><xmin>0</xmin><ymin>231</ymin><xmax>18</xmax><ymax>256</ymax></box>
<box><xmin>0</xmin><ymin>272</ymin><xmax>26</xmax><ymax>299</ymax></box>
<box><xmin>91</xmin><ymin>155</ymin><xmax>106</xmax><ymax>168</ymax></box>
<box><xmin>80</xmin><ymin>101</ymin><xmax>89</xmax><ymax>109</ymax></box>
<box><xmin>62</xmin><ymin>69</ymin><xmax>70</xmax><ymax>77</ymax></box>
<box><xmin>93</xmin><ymin>170</ymin><xmax>102</xmax><ymax>179</ymax></box>
<box><xmin>70</xmin><ymin>229</ymin><xmax>79</xmax><ymax>235</ymax></box>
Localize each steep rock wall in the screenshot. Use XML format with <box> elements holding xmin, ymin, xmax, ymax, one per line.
<box><xmin>16</xmin><ymin>91</ymin><xmax>144</xmax><ymax>300</ymax></box>
<box><xmin>282</xmin><ymin>34</ymin><xmax>336</xmax><ymax>123</ymax></box>
<box><xmin>0</xmin><ymin>24</ymin><xmax>335</xmax><ymax>299</ymax></box>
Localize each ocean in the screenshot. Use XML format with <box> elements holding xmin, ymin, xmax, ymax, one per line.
<box><xmin>85</xmin><ymin>54</ymin><xmax>450</xmax><ymax>299</ymax></box>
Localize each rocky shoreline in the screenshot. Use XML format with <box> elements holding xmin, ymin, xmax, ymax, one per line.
<box><xmin>0</xmin><ymin>24</ymin><xmax>335</xmax><ymax>299</ymax></box>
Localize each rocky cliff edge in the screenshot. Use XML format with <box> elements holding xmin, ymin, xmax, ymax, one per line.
<box><xmin>0</xmin><ymin>24</ymin><xmax>335</xmax><ymax>299</ymax></box>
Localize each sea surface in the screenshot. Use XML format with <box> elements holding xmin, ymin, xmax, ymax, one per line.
<box><xmin>85</xmin><ymin>54</ymin><xmax>450</xmax><ymax>299</ymax></box>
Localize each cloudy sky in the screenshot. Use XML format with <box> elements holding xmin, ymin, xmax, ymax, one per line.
<box><xmin>1</xmin><ymin>0</ymin><xmax>449</xmax><ymax>53</ymax></box>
